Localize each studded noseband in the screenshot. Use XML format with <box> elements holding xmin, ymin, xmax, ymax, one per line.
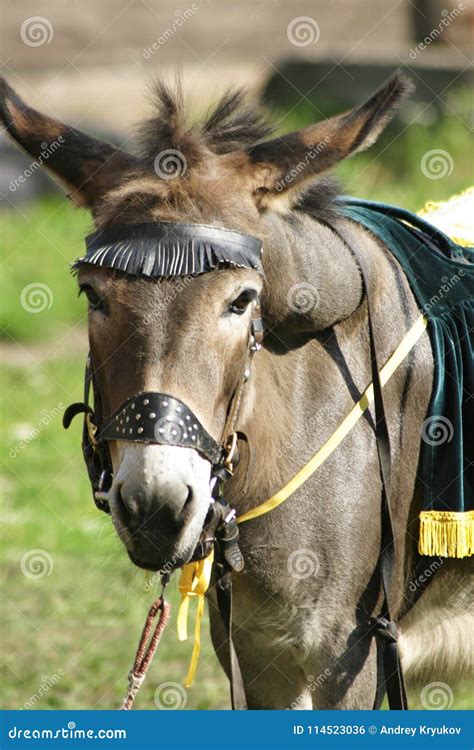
<box><xmin>99</xmin><ymin>392</ymin><xmax>222</xmax><ymax>464</ymax></box>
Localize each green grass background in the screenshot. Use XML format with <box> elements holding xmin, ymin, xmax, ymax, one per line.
<box><xmin>1</xmin><ymin>89</ymin><xmax>472</xmax><ymax>709</ymax></box>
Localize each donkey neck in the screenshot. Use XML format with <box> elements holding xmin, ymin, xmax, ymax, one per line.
<box><xmin>230</xmin><ymin>206</ymin><xmax>409</xmax><ymax>511</ymax></box>
<box><xmin>260</xmin><ymin>210</ymin><xmax>364</xmax><ymax>335</ymax></box>
<box><xmin>230</xmin><ymin>209</ymin><xmax>372</xmax><ymax>507</ymax></box>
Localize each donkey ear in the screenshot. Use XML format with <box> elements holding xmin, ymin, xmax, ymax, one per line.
<box><xmin>244</xmin><ymin>74</ymin><xmax>413</xmax><ymax>209</ymax></box>
<box><xmin>0</xmin><ymin>77</ymin><xmax>137</xmax><ymax>210</ymax></box>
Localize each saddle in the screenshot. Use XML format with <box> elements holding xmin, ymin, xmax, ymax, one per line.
<box><xmin>336</xmin><ymin>193</ymin><xmax>474</xmax><ymax>559</ymax></box>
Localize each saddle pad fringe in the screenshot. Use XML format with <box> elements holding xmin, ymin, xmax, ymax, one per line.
<box><xmin>418</xmin><ymin>510</ymin><xmax>474</xmax><ymax>558</ymax></box>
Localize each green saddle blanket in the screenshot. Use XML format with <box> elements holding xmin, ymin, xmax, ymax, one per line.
<box><xmin>336</xmin><ymin>196</ymin><xmax>473</xmax><ymax>558</ymax></box>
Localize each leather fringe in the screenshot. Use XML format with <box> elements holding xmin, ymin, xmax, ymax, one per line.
<box><xmin>73</xmin><ymin>238</ymin><xmax>261</xmax><ymax>277</ymax></box>
<box><xmin>418</xmin><ymin>510</ymin><xmax>474</xmax><ymax>558</ymax></box>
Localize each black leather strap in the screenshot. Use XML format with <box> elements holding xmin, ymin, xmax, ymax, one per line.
<box><xmin>216</xmin><ymin>571</ymin><xmax>247</xmax><ymax>710</ymax></box>
<box><xmin>99</xmin><ymin>392</ymin><xmax>222</xmax><ymax>464</ymax></box>
<box><xmin>332</xmin><ymin>224</ymin><xmax>408</xmax><ymax>710</ymax></box>
<box><xmin>74</xmin><ymin>221</ymin><xmax>263</xmax><ymax>278</ymax></box>
<box><xmin>364</xmin><ymin>275</ymin><xmax>408</xmax><ymax>710</ymax></box>
<box><xmin>63</xmin><ymin>401</ymin><xmax>93</xmax><ymax>428</ymax></box>
<box><xmin>63</xmin><ymin>356</ymin><xmax>112</xmax><ymax>514</ymax></box>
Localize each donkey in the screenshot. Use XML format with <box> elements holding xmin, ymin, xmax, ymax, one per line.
<box><xmin>1</xmin><ymin>74</ymin><xmax>471</xmax><ymax>709</ymax></box>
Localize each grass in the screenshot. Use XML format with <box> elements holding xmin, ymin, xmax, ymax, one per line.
<box><xmin>1</xmin><ymin>200</ymin><xmax>89</xmax><ymax>343</ymax></box>
<box><xmin>273</xmin><ymin>86</ymin><xmax>473</xmax><ymax>211</ymax></box>
<box><xmin>1</xmin><ymin>356</ymin><xmax>228</xmax><ymax>710</ymax></box>
<box><xmin>1</xmin><ymin>354</ymin><xmax>471</xmax><ymax>710</ymax></box>
<box><xmin>1</xmin><ymin>91</ymin><xmax>472</xmax><ymax>710</ymax></box>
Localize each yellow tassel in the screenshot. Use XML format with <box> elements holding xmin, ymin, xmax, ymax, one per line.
<box><xmin>418</xmin><ymin>510</ymin><xmax>474</xmax><ymax>558</ymax></box>
<box><xmin>177</xmin><ymin>550</ymin><xmax>214</xmax><ymax>687</ymax></box>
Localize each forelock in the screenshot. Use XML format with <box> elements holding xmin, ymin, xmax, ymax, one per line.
<box><xmin>136</xmin><ymin>78</ymin><xmax>273</xmax><ymax>161</ymax></box>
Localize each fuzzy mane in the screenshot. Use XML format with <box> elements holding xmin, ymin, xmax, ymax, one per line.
<box><xmin>136</xmin><ymin>78</ymin><xmax>273</xmax><ymax>161</ymax></box>
<box><xmin>94</xmin><ymin>79</ymin><xmax>338</xmax><ymax>227</ymax></box>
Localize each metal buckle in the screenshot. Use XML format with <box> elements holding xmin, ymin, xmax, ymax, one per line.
<box><xmin>250</xmin><ymin>304</ymin><xmax>264</xmax><ymax>350</ymax></box>
<box><xmin>223</xmin><ymin>431</ymin><xmax>238</xmax><ymax>472</ymax></box>
<box><xmin>85</xmin><ymin>412</ymin><xmax>99</xmax><ymax>450</ymax></box>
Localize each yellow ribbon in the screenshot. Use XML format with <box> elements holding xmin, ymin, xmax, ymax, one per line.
<box><xmin>177</xmin><ymin>313</ymin><xmax>429</xmax><ymax>685</ymax></box>
<box><xmin>177</xmin><ymin>549</ymin><xmax>214</xmax><ymax>687</ymax></box>
<box><xmin>238</xmin><ymin>314</ymin><xmax>428</xmax><ymax>523</ymax></box>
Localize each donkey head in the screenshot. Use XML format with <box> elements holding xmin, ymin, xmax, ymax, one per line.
<box><xmin>0</xmin><ymin>75</ymin><xmax>410</xmax><ymax>570</ymax></box>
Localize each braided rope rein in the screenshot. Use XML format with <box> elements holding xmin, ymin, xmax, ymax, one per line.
<box><xmin>120</xmin><ymin>596</ymin><xmax>171</xmax><ymax>710</ymax></box>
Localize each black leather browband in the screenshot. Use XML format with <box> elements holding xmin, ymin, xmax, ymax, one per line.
<box><xmin>73</xmin><ymin>221</ymin><xmax>263</xmax><ymax>278</ymax></box>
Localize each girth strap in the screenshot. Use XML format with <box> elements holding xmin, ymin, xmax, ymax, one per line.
<box><xmin>336</xmin><ymin>225</ymin><xmax>408</xmax><ymax>710</ymax></box>
<box><xmin>365</xmin><ymin>273</ymin><xmax>408</xmax><ymax>710</ymax></box>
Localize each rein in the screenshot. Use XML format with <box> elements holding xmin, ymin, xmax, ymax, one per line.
<box><xmin>64</xmin><ymin>217</ymin><xmax>421</xmax><ymax>711</ymax></box>
<box><xmin>120</xmin><ymin>596</ymin><xmax>170</xmax><ymax>710</ymax></box>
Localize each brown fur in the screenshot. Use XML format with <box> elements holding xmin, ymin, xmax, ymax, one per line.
<box><xmin>0</xmin><ymin>78</ymin><xmax>135</xmax><ymax>208</ymax></box>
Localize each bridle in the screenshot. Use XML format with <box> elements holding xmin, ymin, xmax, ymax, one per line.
<box><xmin>63</xmin><ymin>219</ymin><xmax>264</xmax><ymax>555</ymax></box>
<box><xmin>63</xmin><ymin>217</ymin><xmax>409</xmax><ymax>712</ymax></box>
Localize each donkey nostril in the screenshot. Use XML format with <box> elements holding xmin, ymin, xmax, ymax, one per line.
<box><xmin>114</xmin><ymin>484</ymin><xmax>127</xmax><ymax>516</ymax></box>
<box><xmin>179</xmin><ymin>485</ymin><xmax>195</xmax><ymax>520</ymax></box>
<box><xmin>114</xmin><ymin>483</ymin><xmax>139</xmax><ymax>520</ymax></box>
<box><xmin>113</xmin><ymin>475</ymin><xmax>197</xmax><ymax>529</ymax></box>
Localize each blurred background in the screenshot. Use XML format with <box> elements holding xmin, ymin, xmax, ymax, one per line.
<box><xmin>1</xmin><ymin>0</ymin><xmax>473</xmax><ymax>710</ymax></box>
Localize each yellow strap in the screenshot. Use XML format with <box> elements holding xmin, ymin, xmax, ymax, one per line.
<box><xmin>237</xmin><ymin>315</ymin><xmax>428</xmax><ymax>524</ymax></box>
<box><xmin>177</xmin><ymin>549</ymin><xmax>214</xmax><ymax>687</ymax></box>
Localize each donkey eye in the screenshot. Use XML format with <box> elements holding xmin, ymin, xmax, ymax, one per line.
<box><xmin>228</xmin><ymin>289</ymin><xmax>258</xmax><ymax>315</ymax></box>
<box><xmin>79</xmin><ymin>284</ymin><xmax>107</xmax><ymax>314</ymax></box>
